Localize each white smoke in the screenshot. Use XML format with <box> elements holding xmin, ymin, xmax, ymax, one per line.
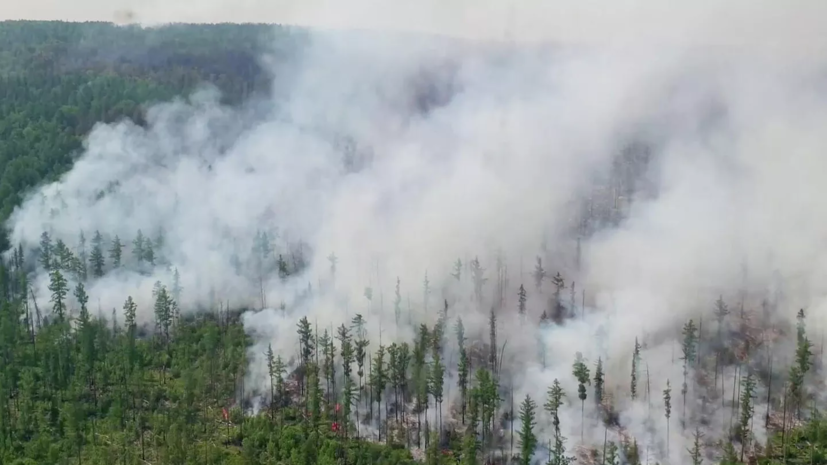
<box><xmin>7</xmin><ymin>2</ymin><xmax>827</xmax><ymax>463</ymax></box>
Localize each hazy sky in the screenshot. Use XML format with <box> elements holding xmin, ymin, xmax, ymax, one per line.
<box><xmin>3</xmin><ymin>0</ymin><xmax>827</xmax><ymax>54</ymax></box>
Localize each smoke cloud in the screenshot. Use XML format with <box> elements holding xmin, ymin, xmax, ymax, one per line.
<box><xmin>7</xmin><ymin>1</ymin><xmax>827</xmax><ymax>462</ymax></box>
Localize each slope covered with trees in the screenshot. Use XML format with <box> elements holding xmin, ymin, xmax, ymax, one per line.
<box><xmin>0</xmin><ymin>20</ymin><xmax>292</xmax><ymax>237</ymax></box>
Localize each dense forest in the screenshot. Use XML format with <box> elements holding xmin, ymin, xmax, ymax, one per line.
<box><xmin>0</xmin><ymin>19</ymin><xmax>825</xmax><ymax>465</ymax></box>
<box><xmin>0</xmin><ymin>20</ymin><xmax>294</xmax><ymax>236</ymax></box>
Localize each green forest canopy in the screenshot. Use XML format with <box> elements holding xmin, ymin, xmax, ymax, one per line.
<box><xmin>0</xmin><ymin>20</ymin><xmax>305</xmax><ymax>241</ymax></box>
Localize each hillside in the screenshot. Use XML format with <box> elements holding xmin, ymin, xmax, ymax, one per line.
<box><xmin>0</xmin><ymin>21</ymin><xmax>290</xmax><ymax>241</ymax></box>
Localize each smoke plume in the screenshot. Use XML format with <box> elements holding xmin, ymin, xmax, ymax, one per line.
<box><xmin>7</xmin><ymin>2</ymin><xmax>827</xmax><ymax>462</ymax></box>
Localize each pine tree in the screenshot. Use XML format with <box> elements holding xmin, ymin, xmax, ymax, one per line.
<box><xmin>738</xmin><ymin>372</ymin><xmax>756</xmax><ymax>461</ymax></box>
<box><xmin>171</xmin><ymin>267</ymin><xmax>182</xmax><ymax>303</ymax></box>
<box><xmin>631</xmin><ymin>337</ymin><xmax>641</xmax><ymax>400</ymax></box>
<box><xmin>307</xmin><ymin>363</ymin><xmax>322</xmax><ymax>434</ymax></box>
<box><xmin>370</xmin><ymin>345</ymin><xmax>387</xmax><ymax>441</ymax></box>
<box><xmin>787</xmin><ymin>309</ymin><xmax>813</xmax><ymax>422</ymax></box>
<box><xmin>457</xmin><ymin>317</ymin><xmax>470</xmax><ymax>424</ymax></box>
<box><xmin>337</xmin><ymin>324</ymin><xmax>354</xmax><ymax>380</ymax></box>
<box><xmin>572</xmin><ymin>353</ymin><xmax>590</xmax><ymax>439</ymax></box>
<box><xmin>49</xmin><ymin>266</ymin><xmax>68</xmax><ymax>321</ymax></box>
<box><xmin>461</xmin><ymin>421</ymin><xmax>479</xmax><ymax>465</ymax></box>
<box><xmin>328</xmin><ymin>252</ymin><xmax>338</xmax><ymax>278</ymax></box>
<box><xmin>797</xmin><ymin>308</ymin><xmax>807</xmax><ymax>345</ymax></box>
<box><xmin>489</xmin><ymin>308</ymin><xmax>497</xmax><ymax>373</ymax></box>
<box><xmin>470</xmin><ymin>257</ymin><xmax>487</xmax><ymax>304</ymax></box>
<box><xmin>266</xmin><ymin>344</ymin><xmax>277</xmax><ymax>422</ymax></box>
<box><xmin>153</xmin><ymin>285</ymin><xmax>172</xmax><ymax>345</ymax></box>
<box><xmin>321</xmin><ymin>330</ymin><xmax>336</xmax><ymax>404</ymax></box>
<box><xmin>351</xmin><ymin>314</ymin><xmax>367</xmax><ymax>340</ymax></box>
<box><xmin>76</xmin><ymin>231</ymin><xmax>88</xmax><ymax>281</ymax></box>
<box><xmin>109</xmin><ymin>235</ymin><xmax>123</xmax><ymax>268</ymax></box>
<box><xmin>276</xmin><ymin>254</ymin><xmax>289</xmax><ymax>281</ymax></box>
<box><xmin>594</xmin><ymin>357</ymin><xmax>605</xmax><ymax>407</ymax></box>
<box><xmin>123</xmin><ymin>296</ymin><xmax>137</xmax><ymax>335</ymax></box>
<box><xmin>545</xmin><ymin>379</ymin><xmax>565</xmax><ymax>432</ymax></box>
<box><xmin>74</xmin><ymin>281</ymin><xmax>89</xmax><ymax>327</ymax></box>
<box><xmin>664</xmin><ymin>380</ymin><xmax>672</xmax><ymax>456</ymax></box>
<box><xmin>551</xmin><ymin>272</ymin><xmax>565</xmax><ymax>322</ymax></box>
<box><xmin>518</xmin><ymin>284</ymin><xmax>527</xmax><ymax>318</ymax></box>
<box><xmin>389</xmin><ymin>342</ymin><xmax>409</xmax><ymax>424</ymax></box>
<box><xmin>624</xmin><ymin>439</ymin><xmax>642</xmax><ymax>465</ymax></box>
<box><xmin>422</xmin><ymin>272</ymin><xmax>430</xmax><ymax>314</ymax></box>
<box><xmin>143</xmin><ymin>240</ymin><xmax>155</xmax><ymax>266</ymax></box>
<box><xmin>132</xmin><ymin>230</ymin><xmax>145</xmax><ymax>263</ymax></box>
<box><xmin>152</xmin><ymin>230</ymin><xmax>165</xmax><ymax>265</ymax></box>
<box><xmin>39</xmin><ymin>231</ymin><xmax>53</xmax><ymax>271</ymax></box>
<box><xmin>394</xmin><ymin>277</ymin><xmax>402</xmax><ymax>325</ymax></box>
<box><xmin>54</xmin><ymin>239</ymin><xmax>74</xmax><ymax>271</ymax></box>
<box><xmin>341</xmin><ymin>376</ymin><xmax>356</xmax><ymax>438</ymax></box>
<box><xmin>518</xmin><ymin>395</ymin><xmax>538</xmax><ymax>465</ymax></box>
<box><xmin>297</xmin><ymin>316</ymin><xmax>315</xmax><ymax>398</ymax></box>
<box><xmin>681</xmin><ymin>319</ymin><xmax>698</xmax><ymax>426</ymax></box>
<box><xmin>452</xmin><ymin>258</ymin><xmax>462</xmax><ymax>281</ymax></box>
<box><xmin>89</xmin><ymin>230</ymin><xmax>105</xmax><ymax>278</ymax></box>
<box><xmin>430</xmin><ymin>352</ymin><xmax>445</xmax><ymax>435</ymax></box>
<box><xmin>533</xmin><ymin>256</ymin><xmax>545</xmax><ymax>290</ymax></box>
<box><xmin>713</xmin><ymin>295</ymin><xmax>730</xmax><ymax>390</ymax></box>
<box><xmin>688</xmin><ymin>427</ymin><xmax>703</xmax><ymax>465</ymax></box>
<box><xmin>604</xmin><ymin>441</ymin><xmax>619</xmax><ymax>465</ymax></box>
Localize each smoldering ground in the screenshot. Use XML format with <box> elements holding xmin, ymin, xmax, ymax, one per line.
<box><xmin>7</xmin><ymin>2</ymin><xmax>827</xmax><ymax>463</ymax></box>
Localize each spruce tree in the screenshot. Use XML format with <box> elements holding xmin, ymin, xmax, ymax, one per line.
<box><xmin>517</xmin><ymin>395</ymin><xmax>538</xmax><ymax>465</ymax></box>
